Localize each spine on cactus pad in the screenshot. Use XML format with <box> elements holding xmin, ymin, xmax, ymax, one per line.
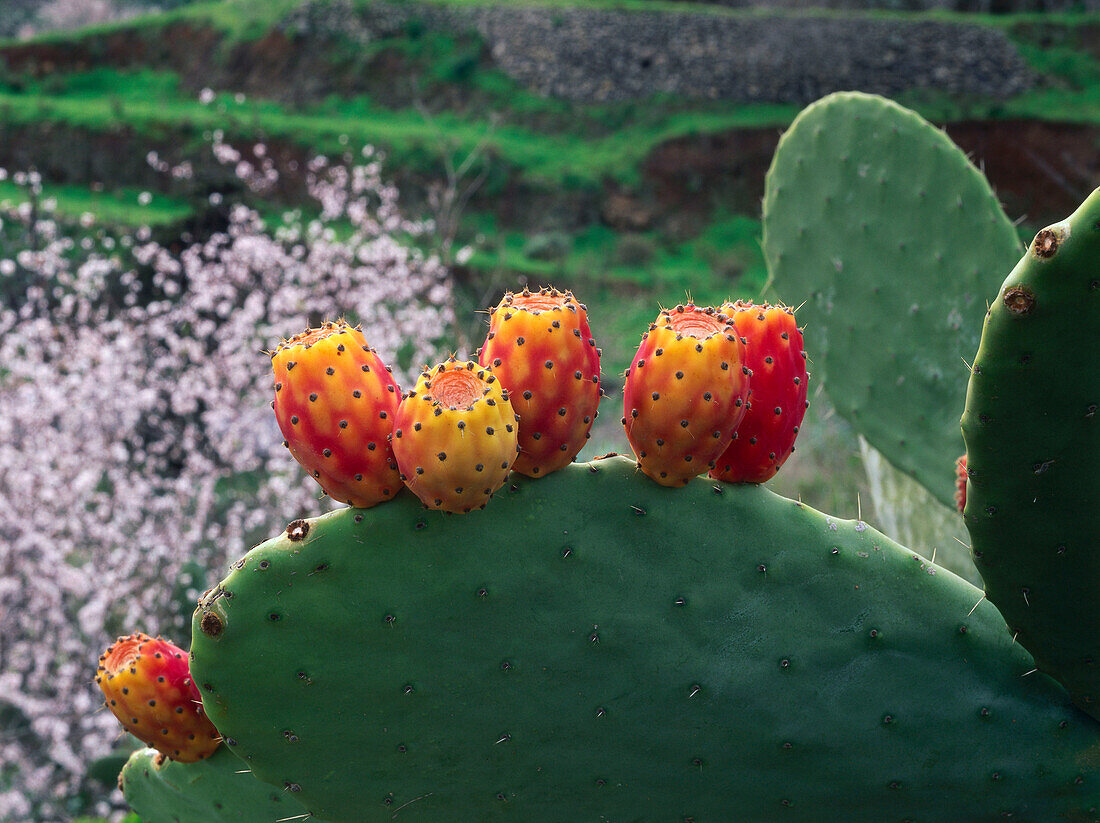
<box><xmin>711</xmin><ymin>301</ymin><xmax>808</xmax><ymax>483</ymax></box>
<box><xmin>478</xmin><ymin>287</ymin><xmax>601</xmax><ymax>478</ymax></box>
<box><xmin>96</xmin><ymin>632</ymin><xmax>220</xmax><ymax>763</ymax></box>
<box><xmin>272</xmin><ymin>320</ymin><xmax>401</xmax><ymax>508</ymax></box>
<box><xmin>392</xmin><ymin>358</ymin><xmax>519</xmax><ymax>512</ymax></box>
<box><xmin>623</xmin><ymin>304</ymin><xmax>749</xmax><ymax>486</ymax></box>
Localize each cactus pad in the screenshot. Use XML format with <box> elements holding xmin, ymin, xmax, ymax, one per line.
<box><xmin>963</xmin><ymin>187</ymin><xmax>1100</xmax><ymax>721</ymax></box>
<box><xmin>762</xmin><ymin>92</ymin><xmax>1022</xmax><ymax>506</ymax></box>
<box><xmin>191</xmin><ymin>457</ymin><xmax>1098</xmax><ymax>822</ymax></box>
<box><xmin>119</xmin><ymin>746</ymin><xmax>309</xmax><ymax>822</ymax></box>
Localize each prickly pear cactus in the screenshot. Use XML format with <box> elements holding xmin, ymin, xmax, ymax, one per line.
<box><xmin>191</xmin><ymin>457</ymin><xmax>1099</xmax><ymax>823</ymax></box>
<box><xmin>963</xmin><ymin>188</ymin><xmax>1100</xmax><ymax>721</ymax></box>
<box><xmin>119</xmin><ymin>746</ymin><xmax>308</xmax><ymax>822</ymax></box>
<box><xmin>762</xmin><ymin>91</ymin><xmax>1022</xmax><ymax>507</ymax></box>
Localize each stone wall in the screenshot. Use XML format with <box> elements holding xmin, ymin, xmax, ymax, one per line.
<box><xmin>312</xmin><ymin>2</ymin><xmax>1036</xmax><ymax>104</ymax></box>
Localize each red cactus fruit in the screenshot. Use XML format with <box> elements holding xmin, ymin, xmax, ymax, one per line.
<box><xmin>478</xmin><ymin>287</ymin><xmax>601</xmax><ymax>478</ymax></box>
<box><xmin>391</xmin><ymin>359</ymin><xmax>519</xmax><ymax>513</ymax></box>
<box><xmin>955</xmin><ymin>453</ymin><xmax>968</xmax><ymax>513</ymax></box>
<box><xmin>622</xmin><ymin>304</ymin><xmax>750</xmax><ymax>487</ymax></box>
<box><xmin>95</xmin><ymin>632</ymin><xmax>220</xmax><ymax>763</ymax></box>
<box><xmin>710</xmin><ymin>301</ymin><xmax>809</xmax><ymax>484</ymax></box>
<box><xmin>272</xmin><ymin>321</ymin><xmax>401</xmax><ymax>508</ymax></box>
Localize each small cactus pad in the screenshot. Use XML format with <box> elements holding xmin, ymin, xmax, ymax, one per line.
<box><xmin>272</xmin><ymin>321</ymin><xmax>401</xmax><ymax>508</ymax></box>
<box><xmin>623</xmin><ymin>304</ymin><xmax>749</xmax><ymax>486</ymax></box>
<box><xmin>191</xmin><ymin>457</ymin><xmax>1098</xmax><ymax>822</ymax></box>
<box><xmin>762</xmin><ymin>92</ymin><xmax>1022</xmax><ymax>507</ymax></box>
<box><xmin>712</xmin><ymin>301</ymin><xmax>808</xmax><ymax>483</ymax></box>
<box><xmin>96</xmin><ymin>633</ymin><xmax>220</xmax><ymax>763</ymax></box>
<box><xmin>392</xmin><ymin>359</ymin><xmax>519</xmax><ymax>512</ymax></box>
<box><xmin>119</xmin><ymin>746</ymin><xmax>309</xmax><ymax>822</ymax></box>
<box><xmin>963</xmin><ymin>187</ymin><xmax>1100</xmax><ymax>721</ymax></box>
<box><xmin>478</xmin><ymin>287</ymin><xmax>601</xmax><ymax>478</ymax></box>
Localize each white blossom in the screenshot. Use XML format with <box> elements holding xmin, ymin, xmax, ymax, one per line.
<box><xmin>0</xmin><ymin>142</ymin><xmax>454</xmax><ymax>819</ymax></box>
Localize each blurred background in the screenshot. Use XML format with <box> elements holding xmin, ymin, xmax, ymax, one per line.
<box><xmin>1</xmin><ymin>0</ymin><xmax>1098</xmax><ymax>818</ymax></box>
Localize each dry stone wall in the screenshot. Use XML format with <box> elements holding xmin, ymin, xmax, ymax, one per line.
<box><xmin>300</xmin><ymin>1</ymin><xmax>1036</xmax><ymax>104</ymax></box>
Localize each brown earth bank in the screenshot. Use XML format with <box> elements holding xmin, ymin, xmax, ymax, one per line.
<box><xmin>641</xmin><ymin>119</ymin><xmax>1100</xmax><ymax>230</ymax></box>
<box><xmin>0</xmin><ymin>117</ymin><xmax>1094</xmax><ymax>234</ymax></box>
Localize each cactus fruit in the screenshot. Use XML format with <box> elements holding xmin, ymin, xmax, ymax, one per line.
<box><xmin>96</xmin><ymin>633</ymin><xmax>220</xmax><ymax>763</ymax></box>
<box><xmin>962</xmin><ymin>189</ymin><xmax>1100</xmax><ymax>721</ymax></box>
<box><xmin>954</xmin><ymin>454</ymin><xmax>968</xmax><ymax>513</ymax></box>
<box><xmin>120</xmin><ymin>746</ymin><xmax>307</xmax><ymax>822</ymax></box>
<box><xmin>391</xmin><ymin>359</ymin><xmax>519</xmax><ymax>512</ymax></box>
<box><xmin>622</xmin><ymin>304</ymin><xmax>749</xmax><ymax>486</ymax></box>
<box><xmin>711</xmin><ymin>301</ymin><xmax>808</xmax><ymax>483</ymax></box>
<box><xmin>272</xmin><ymin>320</ymin><xmax>401</xmax><ymax>508</ymax></box>
<box><xmin>191</xmin><ymin>456</ymin><xmax>1100</xmax><ymax>823</ymax></box>
<box><xmin>762</xmin><ymin>92</ymin><xmax>1022</xmax><ymax>507</ymax></box>
<box><xmin>477</xmin><ymin>287</ymin><xmax>601</xmax><ymax>477</ymax></box>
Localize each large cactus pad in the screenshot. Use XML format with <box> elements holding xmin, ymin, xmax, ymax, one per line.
<box><xmin>119</xmin><ymin>746</ymin><xmax>308</xmax><ymax>822</ymax></box>
<box><xmin>191</xmin><ymin>457</ymin><xmax>1098</xmax><ymax>822</ymax></box>
<box><xmin>763</xmin><ymin>92</ymin><xmax>1022</xmax><ymax>506</ymax></box>
<box><xmin>963</xmin><ymin>187</ymin><xmax>1100</xmax><ymax>721</ymax></box>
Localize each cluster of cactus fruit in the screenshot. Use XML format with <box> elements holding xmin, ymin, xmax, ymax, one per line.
<box><xmin>98</xmin><ymin>92</ymin><xmax>1098</xmax><ymax>822</ymax></box>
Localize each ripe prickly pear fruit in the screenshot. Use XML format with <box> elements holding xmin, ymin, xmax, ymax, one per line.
<box><xmin>95</xmin><ymin>632</ymin><xmax>220</xmax><ymax>763</ymax></box>
<box><xmin>622</xmin><ymin>304</ymin><xmax>749</xmax><ymax>486</ymax></box>
<box><xmin>391</xmin><ymin>359</ymin><xmax>519</xmax><ymax>513</ymax></box>
<box><xmin>711</xmin><ymin>301</ymin><xmax>808</xmax><ymax>483</ymax></box>
<box><xmin>478</xmin><ymin>287</ymin><xmax>601</xmax><ymax>478</ymax></box>
<box><xmin>954</xmin><ymin>453</ymin><xmax>968</xmax><ymax>513</ymax></box>
<box><xmin>272</xmin><ymin>321</ymin><xmax>401</xmax><ymax>508</ymax></box>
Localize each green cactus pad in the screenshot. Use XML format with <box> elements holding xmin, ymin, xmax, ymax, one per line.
<box><xmin>191</xmin><ymin>457</ymin><xmax>1099</xmax><ymax>822</ymax></box>
<box><xmin>762</xmin><ymin>92</ymin><xmax>1022</xmax><ymax>507</ymax></box>
<box><xmin>962</xmin><ymin>187</ymin><xmax>1100</xmax><ymax>721</ymax></box>
<box><xmin>119</xmin><ymin>746</ymin><xmax>310</xmax><ymax>822</ymax></box>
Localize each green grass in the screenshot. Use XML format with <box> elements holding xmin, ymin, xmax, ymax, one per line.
<box><xmin>0</xmin><ymin>179</ymin><xmax>192</xmax><ymax>226</ymax></box>
<box><xmin>458</xmin><ymin>213</ymin><xmax>769</xmax><ymax>379</ymax></box>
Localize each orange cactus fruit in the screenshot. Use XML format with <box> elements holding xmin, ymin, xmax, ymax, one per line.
<box><xmin>955</xmin><ymin>453</ymin><xmax>968</xmax><ymax>513</ymax></box>
<box><xmin>477</xmin><ymin>287</ymin><xmax>601</xmax><ymax>478</ymax></box>
<box><xmin>95</xmin><ymin>632</ymin><xmax>220</xmax><ymax>763</ymax></box>
<box><xmin>710</xmin><ymin>301</ymin><xmax>809</xmax><ymax>484</ymax></box>
<box><xmin>622</xmin><ymin>304</ymin><xmax>750</xmax><ymax>487</ymax></box>
<box><xmin>391</xmin><ymin>359</ymin><xmax>519</xmax><ymax>513</ymax></box>
<box><xmin>271</xmin><ymin>321</ymin><xmax>401</xmax><ymax>508</ymax></box>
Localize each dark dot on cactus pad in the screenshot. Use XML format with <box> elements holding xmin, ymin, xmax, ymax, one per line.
<box><xmin>199</xmin><ymin>611</ymin><xmax>223</xmax><ymax>637</ymax></box>
<box><xmin>383</xmin><ymin>794</ymin><xmax>394</xmax><ymax>805</ymax></box>
<box><xmin>258</xmin><ymin>560</ymin><xmax>270</xmax><ymax>570</ymax></box>
<box><xmin>384</xmin><ymin>614</ymin><xmax>396</xmax><ymax>624</ymax></box>
<box><xmin>882</xmin><ymin>715</ymin><xmax>894</xmax><ymax>725</ymax></box>
<box><xmin>980</xmin><ymin>707</ymin><xmax>990</xmax><ymax>718</ymax></box>
<box><xmin>674</xmin><ymin>596</ymin><xmax>686</xmax><ymax>606</ymax></box>
<box><xmin>225</xmin><ymin>737</ymin><xmax>237</xmax><ymax>746</ymax></box>
<box><xmin>268</xmin><ymin>612</ymin><xmax>281</xmax><ymax>622</ymax></box>
<box><xmin>782</xmin><ymin>742</ymin><xmax>793</xmax><ymax>750</ymax></box>
<box><xmin>888</xmin><ymin>781</ymin><xmax>901</xmax><ymax>790</ymax></box>
<box><xmin>501</xmin><ymin>661</ymin><xmax>512</xmax><ymax>670</ymax></box>
<box><xmin>397</xmin><ymin>744</ymin><xmax>407</xmax><ymax>753</ymax></box>
<box><xmin>202</xmin><ymin>683</ymin><xmax>213</xmax><ymax>691</ymax></box>
<box><xmin>1032</xmin><ymin>228</ymin><xmax>1060</xmax><ymax>258</ymax></box>
<box><xmin>308</xmin><ymin>393</ymin><xmax>317</xmax><ymax>402</ymax></box>
<box><xmin>780</xmin><ymin>799</ymin><xmax>792</xmax><ymax>807</ymax></box>
<box><xmin>958</xmin><ymin>625</ymin><xmax>968</xmax><ymax>634</ymax></box>
<box><xmin>286</xmin><ymin>520</ymin><xmax>310</xmax><ymax>541</ymax></box>
<box><xmin>285</xmin><ymin>783</ymin><xmax>301</xmax><ymax>793</ymax></box>
<box><xmin>477</xmin><ymin>588</ymin><xmax>488</xmax><ymax>597</ymax></box>
<box><xmin>562</xmin><ymin>547</ymin><xmax>573</xmax><ymax>558</ymax></box>
<box><xmin>1002</xmin><ymin>286</ymin><xmax>1036</xmax><ymax>315</ymax></box>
